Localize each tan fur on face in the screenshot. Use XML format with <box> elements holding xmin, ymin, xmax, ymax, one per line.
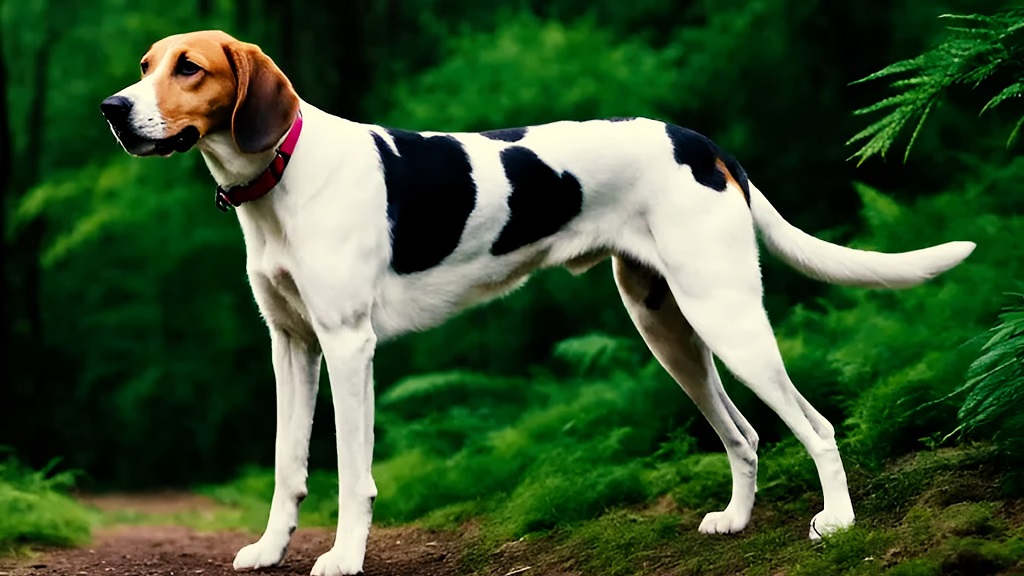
<box><xmin>141</xmin><ymin>31</ymin><xmax>239</xmax><ymax>139</ymax></box>
<box><xmin>141</xmin><ymin>30</ymin><xmax>298</xmax><ymax>151</ymax></box>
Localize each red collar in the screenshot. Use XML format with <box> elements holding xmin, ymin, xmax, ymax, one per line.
<box><xmin>215</xmin><ymin>114</ymin><xmax>303</xmax><ymax>212</ymax></box>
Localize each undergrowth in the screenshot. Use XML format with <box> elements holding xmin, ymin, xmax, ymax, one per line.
<box><xmin>0</xmin><ymin>450</ymin><xmax>92</xmax><ymax>556</ymax></box>
<box><xmin>205</xmin><ymin>165</ymin><xmax>1023</xmax><ymax>570</ymax></box>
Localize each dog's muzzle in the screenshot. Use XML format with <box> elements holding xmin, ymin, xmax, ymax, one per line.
<box><xmin>100</xmin><ymin>95</ymin><xmax>200</xmax><ymax>156</ymax></box>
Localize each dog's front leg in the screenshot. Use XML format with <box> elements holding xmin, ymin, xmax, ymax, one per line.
<box><xmin>234</xmin><ymin>327</ymin><xmax>321</xmax><ymax>570</ymax></box>
<box><xmin>310</xmin><ymin>316</ymin><xmax>377</xmax><ymax>576</ymax></box>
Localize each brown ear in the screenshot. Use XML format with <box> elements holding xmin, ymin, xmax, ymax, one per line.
<box><xmin>224</xmin><ymin>42</ymin><xmax>299</xmax><ymax>154</ymax></box>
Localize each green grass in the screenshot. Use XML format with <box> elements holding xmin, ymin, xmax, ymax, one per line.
<box><xmin>194</xmin><ymin>180</ymin><xmax>1024</xmax><ymax>573</ymax></box>
<box><xmin>199</xmin><ymin>445</ymin><xmax>1024</xmax><ymax>575</ymax></box>
<box><xmin>483</xmin><ymin>447</ymin><xmax>1024</xmax><ymax>576</ymax></box>
<box><xmin>0</xmin><ymin>451</ymin><xmax>92</xmax><ymax>556</ymax></box>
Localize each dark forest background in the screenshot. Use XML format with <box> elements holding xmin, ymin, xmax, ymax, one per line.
<box><xmin>1</xmin><ymin>0</ymin><xmax>1022</xmax><ymax>493</ymax></box>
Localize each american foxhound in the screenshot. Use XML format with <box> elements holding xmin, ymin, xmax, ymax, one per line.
<box><xmin>100</xmin><ymin>30</ymin><xmax>975</xmax><ymax>576</ymax></box>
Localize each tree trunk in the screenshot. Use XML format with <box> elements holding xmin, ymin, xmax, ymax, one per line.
<box><xmin>279</xmin><ymin>1</ymin><xmax>294</xmax><ymax>77</ymax></box>
<box><xmin>10</xmin><ymin>16</ymin><xmax>56</xmax><ymax>392</ymax></box>
<box><xmin>329</xmin><ymin>0</ymin><xmax>369</xmax><ymax>121</ymax></box>
<box><xmin>0</xmin><ymin>20</ymin><xmax>12</xmax><ymax>364</ymax></box>
<box><xmin>235</xmin><ymin>0</ymin><xmax>251</xmax><ymax>37</ymax></box>
<box><xmin>24</xmin><ymin>27</ymin><xmax>53</xmax><ymax>338</ymax></box>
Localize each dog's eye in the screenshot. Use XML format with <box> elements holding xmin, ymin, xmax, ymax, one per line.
<box><xmin>140</xmin><ymin>61</ymin><xmax>149</xmax><ymax>75</ymax></box>
<box><xmin>176</xmin><ymin>58</ymin><xmax>202</xmax><ymax>77</ymax></box>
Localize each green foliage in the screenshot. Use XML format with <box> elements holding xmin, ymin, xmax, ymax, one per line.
<box><xmin>0</xmin><ymin>0</ymin><xmax>1017</xmax><ymax>515</ymax></box>
<box><xmin>199</xmin><ymin>467</ymin><xmax>340</xmax><ymax>531</ymax></box>
<box><xmin>849</xmin><ymin>9</ymin><xmax>1024</xmax><ymax>164</ymax></box>
<box><xmin>371</xmin><ymin>335</ymin><xmax>691</xmax><ymax>535</ymax></box>
<box><xmin>382</xmin><ymin>14</ymin><xmax>682</xmax><ymax>131</ymax></box>
<box><xmin>205</xmin><ymin>163</ymin><xmax>1023</xmax><ymax>545</ymax></box>
<box><xmin>0</xmin><ymin>450</ymin><xmax>92</xmax><ymax>555</ymax></box>
<box><xmin>770</xmin><ymin>164</ymin><xmax>1024</xmax><ymax>465</ymax></box>
<box><xmin>504</xmin><ymin>447</ymin><xmax>1024</xmax><ymax>576</ymax></box>
<box><xmin>955</xmin><ymin>294</ymin><xmax>1024</xmax><ymax>455</ymax></box>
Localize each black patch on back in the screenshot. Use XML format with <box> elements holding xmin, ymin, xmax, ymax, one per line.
<box><xmin>606</xmin><ymin>116</ymin><xmax>637</xmax><ymax>122</ymax></box>
<box><xmin>490</xmin><ymin>147</ymin><xmax>584</xmax><ymax>256</ymax></box>
<box><xmin>643</xmin><ymin>275</ymin><xmax>670</xmax><ymax>311</ymax></box>
<box><xmin>373</xmin><ymin>129</ymin><xmax>477</xmax><ymax>274</ymax></box>
<box><xmin>665</xmin><ymin>124</ymin><xmax>751</xmax><ymax>205</ymax></box>
<box><xmin>481</xmin><ymin>127</ymin><xmax>527</xmax><ymax>142</ymax></box>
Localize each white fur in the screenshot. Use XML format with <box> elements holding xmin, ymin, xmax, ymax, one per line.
<box><xmin>113</xmin><ymin>75</ymin><xmax>168</xmax><ymax>141</ymax></box>
<box><xmin>164</xmin><ymin>100</ymin><xmax>971</xmax><ymax>573</ymax></box>
<box><xmin>750</xmin><ymin>184</ymin><xmax>976</xmax><ymax>288</ymax></box>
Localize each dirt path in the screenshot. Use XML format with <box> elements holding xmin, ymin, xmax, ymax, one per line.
<box><xmin>0</xmin><ymin>494</ymin><xmax>468</xmax><ymax>576</ymax></box>
<box><xmin>2</xmin><ymin>524</ymin><xmax>459</xmax><ymax>576</ymax></box>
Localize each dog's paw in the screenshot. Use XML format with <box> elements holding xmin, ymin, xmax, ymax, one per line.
<box><xmin>698</xmin><ymin>508</ymin><xmax>751</xmax><ymax>534</ymax></box>
<box><xmin>311</xmin><ymin>546</ymin><xmax>364</xmax><ymax>576</ymax></box>
<box><xmin>232</xmin><ymin>538</ymin><xmax>288</xmax><ymax>571</ymax></box>
<box><xmin>808</xmin><ymin>510</ymin><xmax>855</xmax><ymax>540</ymax></box>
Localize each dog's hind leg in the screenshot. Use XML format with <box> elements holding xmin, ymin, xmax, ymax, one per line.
<box><xmin>233</xmin><ymin>327</ymin><xmax>322</xmax><ymax>570</ymax></box>
<box><xmin>613</xmin><ymin>256</ymin><xmax>758</xmax><ymax>534</ymax></box>
<box><xmin>646</xmin><ymin>194</ymin><xmax>854</xmax><ymax>539</ymax></box>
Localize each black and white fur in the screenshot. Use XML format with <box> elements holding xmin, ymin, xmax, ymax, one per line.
<box><xmin>116</xmin><ymin>81</ymin><xmax>977</xmax><ymax>573</ymax></box>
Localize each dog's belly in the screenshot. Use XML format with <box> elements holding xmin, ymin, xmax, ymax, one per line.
<box><xmin>369</xmin><ymin>249</ymin><xmax>542</xmax><ymax>340</ymax></box>
<box><xmin>369</xmin><ymin>234</ymin><xmax>617</xmax><ymax>341</ymax></box>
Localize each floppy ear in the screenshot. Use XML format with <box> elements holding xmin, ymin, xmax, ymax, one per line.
<box><xmin>223</xmin><ymin>42</ymin><xmax>300</xmax><ymax>154</ymax></box>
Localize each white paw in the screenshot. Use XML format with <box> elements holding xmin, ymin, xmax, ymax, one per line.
<box><xmin>233</xmin><ymin>537</ymin><xmax>288</xmax><ymax>571</ymax></box>
<box><xmin>808</xmin><ymin>510</ymin><xmax>855</xmax><ymax>540</ymax></box>
<box><xmin>311</xmin><ymin>545</ymin><xmax>364</xmax><ymax>576</ymax></box>
<box><xmin>698</xmin><ymin>508</ymin><xmax>751</xmax><ymax>534</ymax></box>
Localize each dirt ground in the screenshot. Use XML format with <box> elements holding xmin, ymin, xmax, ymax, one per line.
<box><xmin>1</xmin><ymin>524</ymin><xmax>461</xmax><ymax>576</ymax></box>
<box><xmin>0</xmin><ymin>494</ymin><xmax>481</xmax><ymax>576</ymax></box>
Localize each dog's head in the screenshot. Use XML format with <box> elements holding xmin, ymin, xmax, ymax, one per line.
<box><xmin>100</xmin><ymin>30</ymin><xmax>299</xmax><ymax>157</ymax></box>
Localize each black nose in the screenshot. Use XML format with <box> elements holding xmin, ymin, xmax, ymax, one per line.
<box><xmin>100</xmin><ymin>95</ymin><xmax>133</xmax><ymax>120</ymax></box>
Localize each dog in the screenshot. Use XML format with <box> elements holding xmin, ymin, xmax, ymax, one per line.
<box><xmin>100</xmin><ymin>30</ymin><xmax>975</xmax><ymax>576</ymax></box>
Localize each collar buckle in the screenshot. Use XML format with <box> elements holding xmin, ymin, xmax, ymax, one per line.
<box><xmin>212</xmin><ymin>113</ymin><xmax>303</xmax><ymax>213</ymax></box>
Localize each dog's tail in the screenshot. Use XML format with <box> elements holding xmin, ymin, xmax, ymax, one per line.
<box><xmin>749</xmin><ymin>183</ymin><xmax>975</xmax><ymax>288</ymax></box>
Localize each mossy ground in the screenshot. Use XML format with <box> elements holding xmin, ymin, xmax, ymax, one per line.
<box><xmin>173</xmin><ymin>445</ymin><xmax>1022</xmax><ymax>575</ymax></box>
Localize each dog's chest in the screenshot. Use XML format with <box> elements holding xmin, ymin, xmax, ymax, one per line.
<box><xmin>238</xmin><ymin>207</ymin><xmax>317</xmax><ymax>340</ymax></box>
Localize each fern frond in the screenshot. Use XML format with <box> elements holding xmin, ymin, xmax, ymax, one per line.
<box><xmin>849</xmin><ymin>8</ymin><xmax>1024</xmax><ymax>163</ymax></box>
<box><xmin>981</xmin><ymin>81</ymin><xmax>1024</xmax><ymax>113</ymax></box>
<box><xmin>904</xmin><ymin>98</ymin><xmax>937</xmax><ymax>163</ymax></box>
<box><xmin>1009</xmin><ymin>115</ymin><xmax>1024</xmax><ymax>146</ymax></box>
<box><xmin>957</xmin><ymin>294</ymin><xmax>1024</xmax><ymax>452</ymax></box>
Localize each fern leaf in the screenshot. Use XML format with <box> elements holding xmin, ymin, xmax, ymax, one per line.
<box><xmin>981</xmin><ymin>82</ymin><xmax>1024</xmax><ymax>113</ymax></box>
<box><xmin>849</xmin><ymin>8</ymin><xmax>1024</xmax><ymax>163</ymax></box>
<box><xmin>1008</xmin><ymin>115</ymin><xmax>1024</xmax><ymax>146</ymax></box>
<box><xmin>903</xmin><ymin>98</ymin><xmax>938</xmax><ymax>162</ymax></box>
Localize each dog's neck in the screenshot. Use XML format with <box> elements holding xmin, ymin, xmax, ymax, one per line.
<box><xmin>197</xmin><ymin>132</ymin><xmax>280</xmax><ymax>189</ymax></box>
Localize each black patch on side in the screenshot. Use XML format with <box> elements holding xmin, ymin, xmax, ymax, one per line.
<box><xmin>490</xmin><ymin>147</ymin><xmax>584</xmax><ymax>256</ymax></box>
<box><xmin>481</xmin><ymin>127</ymin><xmax>527</xmax><ymax>142</ymax></box>
<box><xmin>373</xmin><ymin>129</ymin><xmax>477</xmax><ymax>274</ymax></box>
<box><xmin>643</xmin><ymin>275</ymin><xmax>670</xmax><ymax>311</ymax></box>
<box><xmin>606</xmin><ymin>116</ymin><xmax>637</xmax><ymax>122</ymax></box>
<box><xmin>665</xmin><ymin>124</ymin><xmax>751</xmax><ymax>205</ymax></box>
